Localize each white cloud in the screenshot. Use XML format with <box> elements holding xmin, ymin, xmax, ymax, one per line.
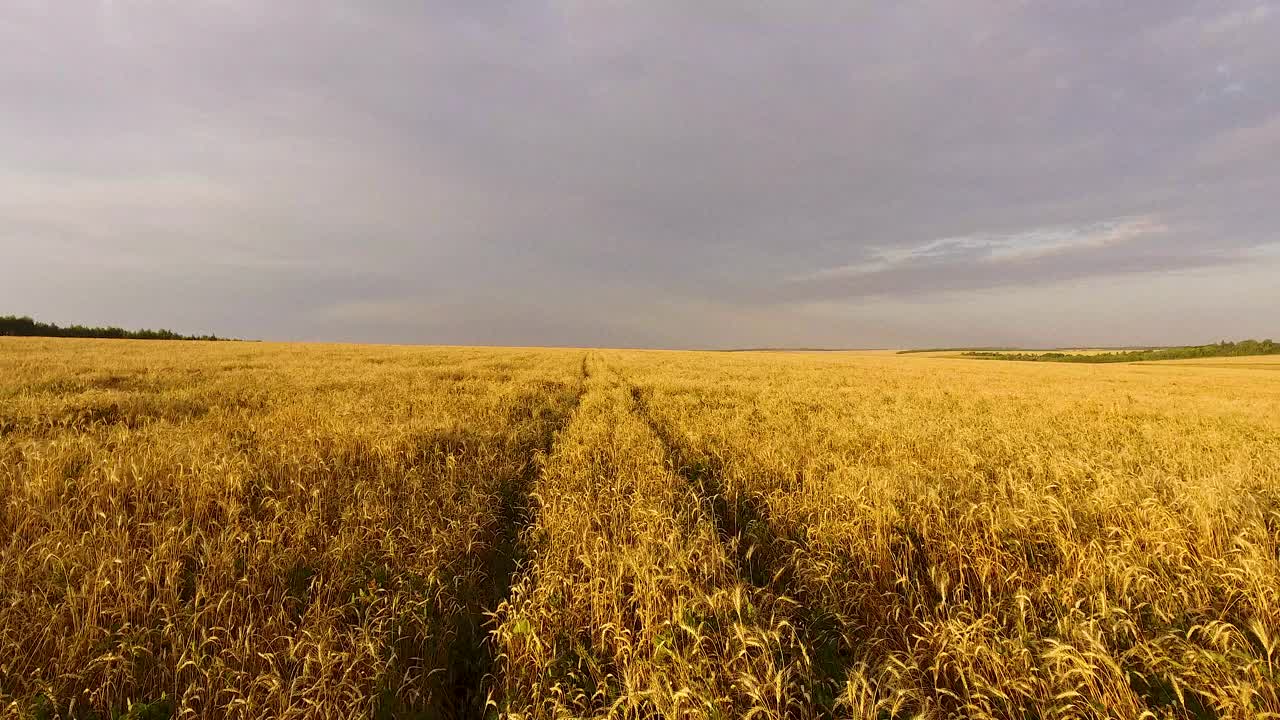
<box><xmin>1203</xmin><ymin>2</ymin><xmax>1272</xmax><ymax>34</ymax></box>
<box><xmin>807</xmin><ymin>215</ymin><xmax>1169</xmax><ymax>279</ymax></box>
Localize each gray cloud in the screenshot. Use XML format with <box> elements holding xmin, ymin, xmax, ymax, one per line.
<box><xmin>2</xmin><ymin>1</ymin><xmax>1278</xmax><ymax>347</ymax></box>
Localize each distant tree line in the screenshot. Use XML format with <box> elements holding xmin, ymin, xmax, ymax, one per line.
<box><xmin>0</xmin><ymin>315</ymin><xmax>228</xmax><ymax>341</ymax></box>
<box><xmin>962</xmin><ymin>339</ymin><xmax>1279</xmax><ymax>363</ymax></box>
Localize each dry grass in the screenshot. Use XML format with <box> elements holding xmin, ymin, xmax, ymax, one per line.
<box><xmin>2</xmin><ymin>339</ymin><xmax>1278</xmax><ymax>719</ymax></box>
<box><xmin>0</xmin><ymin>339</ymin><xmax>583</xmax><ymax>719</ymax></box>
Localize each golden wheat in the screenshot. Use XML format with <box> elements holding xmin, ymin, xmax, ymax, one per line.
<box><xmin>2</xmin><ymin>339</ymin><xmax>1277</xmax><ymax>719</ymax></box>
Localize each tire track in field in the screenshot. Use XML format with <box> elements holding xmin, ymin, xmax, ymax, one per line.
<box><xmin>617</xmin><ymin>367</ymin><xmax>855</xmax><ymax>715</ymax></box>
<box><xmin>621</xmin><ymin>375</ymin><xmax>782</xmax><ymax>588</ymax></box>
<box><xmin>393</xmin><ymin>353</ymin><xmax>592</xmax><ymax>719</ymax></box>
<box><xmin>469</xmin><ymin>352</ymin><xmax>594</xmax><ymax>714</ymax></box>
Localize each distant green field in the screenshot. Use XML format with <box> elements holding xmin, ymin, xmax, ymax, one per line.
<box><xmin>961</xmin><ymin>339</ymin><xmax>1278</xmax><ymax>363</ymax></box>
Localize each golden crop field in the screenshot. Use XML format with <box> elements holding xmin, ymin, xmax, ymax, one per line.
<box><xmin>2</xmin><ymin>338</ymin><xmax>1278</xmax><ymax>720</ymax></box>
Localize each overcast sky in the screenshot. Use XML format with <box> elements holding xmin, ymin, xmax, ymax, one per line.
<box><xmin>2</xmin><ymin>1</ymin><xmax>1278</xmax><ymax>348</ymax></box>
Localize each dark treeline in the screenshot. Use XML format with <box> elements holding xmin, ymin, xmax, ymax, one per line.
<box><xmin>962</xmin><ymin>339</ymin><xmax>1279</xmax><ymax>363</ymax></box>
<box><xmin>0</xmin><ymin>315</ymin><xmax>229</xmax><ymax>341</ymax></box>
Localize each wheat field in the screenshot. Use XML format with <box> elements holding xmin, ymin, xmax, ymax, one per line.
<box><xmin>2</xmin><ymin>338</ymin><xmax>1278</xmax><ymax>719</ymax></box>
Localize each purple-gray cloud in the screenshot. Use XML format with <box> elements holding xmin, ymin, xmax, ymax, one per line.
<box><xmin>2</xmin><ymin>1</ymin><xmax>1277</xmax><ymax>348</ymax></box>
